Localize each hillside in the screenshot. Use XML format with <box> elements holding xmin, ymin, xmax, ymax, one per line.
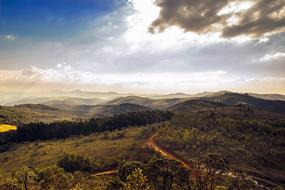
<box><xmin>0</xmin><ymin>101</ymin><xmax>156</xmax><ymax>124</ymax></box>
<box><xmin>0</xmin><ymin>93</ymin><xmax>285</xmax><ymax>189</ymax></box>
<box><xmin>249</xmin><ymin>93</ymin><xmax>285</xmax><ymax>101</ymax></box>
<box><xmin>201</xmin><ymin>93</ymin><xmax>285</xmax><ymax>113</ymax></box>
<box><xmin>0</xmin><ymin>104</ymin><xmax>75</xmax><ymax>124</ymax></box>
<box><xmin>2</xmin><ymin>92</ymin><xmax>285</xmax><ymax>124</ymax></box>
<box><xmin>152</xmin><ymin>93</ymin><xmax>192</xmax><ymax>99</ymax></box>
<box><xmin>56</xmin><ymin>103</ymin><xmax>152</xmax><ymax>117</ymax></box>
<box><xmin>4</xmin><ymin>97</ymin><xmax>105</xmax><ymax>106</ymax></box>
<box><xmin>170</xmin><ymin>99</ymin><xmax>224</xmax><ymax>112</ymax></box>
<box><xmin>93</xmin><ymin>103</ymin><xmax>152</xmax><ymax>117</ymax></box>
<box><xmin>108</xmin><ymin>96</ymin><xmax>184</xmax><ymax>109</ymax></box>
<box><xmin>0</xmin><ymin>90</ymin><xmax>131</xmax><ymax>106</ymax></box>
<box><xmin>107</xmin><ymin>96</ymin><xmax>153</xmax><ymax>106</ymax></box>
<box><xmin>155</xmin><ymin>107</ymin><xmax>285</xmax><ymax>187</ymax></box>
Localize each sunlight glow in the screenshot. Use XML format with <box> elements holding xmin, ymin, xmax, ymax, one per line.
<box><xmin>218</xmin><ymin>1</ymin><xmax>255</xmax><ymax>15</ymax></box>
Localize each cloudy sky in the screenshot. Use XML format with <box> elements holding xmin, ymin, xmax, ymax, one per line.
<box><xmin>0</xmin><ymin>0</ymin><xmax>284</xmax><ymax>94</ymax></box>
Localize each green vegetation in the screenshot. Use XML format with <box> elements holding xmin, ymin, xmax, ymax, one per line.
<box><xmin>0</xmin><ymin>104</ymin><xmax>75</xmax><ymax>124</ymax></box>
<box><xmin>57</xmin><ymin>153</ymin><xmax>96</xmax><ymax>173</ymax></box>
<box><xmin>108</xmin><ymin>157</ymin><xmax>191</xmax><ymax>190</ymax></box>
<box><xmin>1</xmin><ymin>92</ymin><xmax>285</xmax><ymax>189</ymax></box>
<box><xmin>0</xmin><ymin>165</ymin><xmax>114</xmax><ymax>190</ymax></box>
<box><xmin>0</xmin><ymin>127</ymin><xmax>143</xmax><ymax>175</ymax></box>
<box><xmin>0</xmin><ymin>103</ymin><xmax>152</xmax><ymax>125</ymax></box>
<box><xmin>155</xmin><ymin>110</ymin><xmax>285</xmax><ymax>187</ymax></box>
<box><xmin>0</xmin><ymin>110</ymin><xmax>173</xmax><ymax>144</ymax></box>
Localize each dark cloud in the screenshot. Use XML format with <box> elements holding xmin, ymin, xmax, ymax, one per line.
<box><xmin>149</xmin><ymin>0</ymin><xmax>285</xmax><ymax>38</ymax></box>
<box><xmin>149</xmin><ymin>0</ymin><xmax>229</xmax><ymax>33</ymax></box>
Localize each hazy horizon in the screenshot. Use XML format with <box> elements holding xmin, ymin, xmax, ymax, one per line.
<box><xmin>1</xmin><ymin>89</ymin><xmax>285</xmax><ymax>97</ymax></box>
<box><xmin>0</xmin><ymin>1</ymin><xmax>285</xmax><ymax>187</ymax></box>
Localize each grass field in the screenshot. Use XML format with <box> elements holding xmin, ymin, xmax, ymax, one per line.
<box><xmin>0</xmin><ymin>124</ymin><xmax>17</xmax><ymax>133</ymax></box>
<box><xmin>0</xmin><ymin>127</ymin><xmax>143</xmax><ymax>175</ymax></box>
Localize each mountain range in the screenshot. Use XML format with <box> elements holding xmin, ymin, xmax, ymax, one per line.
<box><xmin>0</xmin><ymin>91</ymin><xmax>285</xmax><ymax>124</ymax></box>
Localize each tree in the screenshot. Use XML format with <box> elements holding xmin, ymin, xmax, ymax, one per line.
<box><xmin>145</xmin><ymin>158</ymin><xmax>191</xmax><ymax>190</ymax></box>
<box><xmin>57</xmin><ymin>153</ymin><xmax>94</xmax><ymax>173</ymax></box>
<box><xmin>124</xmin><ymin>168</ymin><xmax>152</xmax><ymax>190</ymax></box>
<box><xmin>12</xmin><ymin>110</ymin><xmax>173</xmax><ymax>143</ymax></box>
<box><xmin>13</xmin><ymin>166</ymin><xmax>37</xmax><ymax>190</ymax></box>
<box><xmin>194</xmin><ymin>153</ymin><xmax>228</xmax><ymax>190</ymax></box>
<box><xmin>0</xmin><ymin>175</ymin><xmax>20</xmax><ymax>190</ymax></box>
<box><xmin>119</xmin><ymin>161</ymin><xmax>145</xmax><ymax>182</ymax></box>
<box><xmin>35</xmin><ymin>166</ymin><xmax>74</xmax><ymax>190</ymax></box>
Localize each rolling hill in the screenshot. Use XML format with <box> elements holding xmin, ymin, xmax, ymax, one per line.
<box><xmin>170</xmin><ymin>99</ymin><xmax>224</xmax><ymax>112</ymax></box>
<box><xmin>4</xmin><ymin>97</ymin><xmax>105</xmax><ymax>106</ymax></box>
<box><xmin>201</xmin><ymin>92</ymin><xmax>285</xmax><ymax>113</ymax></box>
<box><xmin>0</xmin><ymin>102</ymin><xmax>153</xmax><ymax>124</ymax></box>
<box><xmin>1</xmin><ymin>104</ymin><xmax>76</xmax><ymax>124</ymax></box>
<box><xmin>107</xmin><ymin>96</ymin><xmax>185</xmax><ymax>109</ymax></box>
<box><xmin>249</xmin><ymin>93</ymin><xmax>285</xmax><ymax>101</ymax></box>
<box><xmin>49</xmin><ymin>103</ymin><xmax>152</xmax><ymax>118</ymax></box>
<box><xmin>1</xmin><ymin>91</ymin><xmax>285</xmax><ymax>124</ymax></box>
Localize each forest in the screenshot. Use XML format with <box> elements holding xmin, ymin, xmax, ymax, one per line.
<box><xmin>155</xmin><ymin>110</ymin><xmax>285</xmax><ymax>187</ymax></box>
<box><xmin>0</xmin><ymin>102</ymin><xmax>285</xmax><ymax>189</ymax></box>
<box><xmin>0</xmin><ymin>110</ymin><xmax>173</xmax><ymax>145</ymax></box>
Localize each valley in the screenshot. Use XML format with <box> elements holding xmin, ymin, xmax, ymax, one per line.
<box><xmin>0</xmin><ymin>91</ymin><xmax>284</xmax><ymax>189</ymax></box>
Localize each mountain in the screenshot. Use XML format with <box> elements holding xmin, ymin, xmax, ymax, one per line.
<box><xmin>56</xmin><ymin>90</ymin><xmax>123</xmax><ymax>99</ymax></box>
<box><xmin>107</xmin><ymin>96</ymin><xmax>153</xmax><ymax>106</ymax></box>
<box><xmin>48</xmin><ymin>102</ymin><xmax>152</xmax><ymax>118</ymax></box>
<box><xmin>4</xmin><ymin>97</ymin><xmax>57</xmax><ymax>106</ymax></box>
<box><xmin>192</xmin><ymin>90</ymin><xmax>233</xmax><ymax>97</ymax></box>
<box><xmin>249</xmin><ymin>93</ymin><xmax>285</xmax><ymax>101</ymax></box>
<box><xmin>201</xmin><ymin>92</ymin><xmax>285</xmax><ymax>113</ymax></box>
<box><xmin>191</xmin><ymin>91</ymin><xmax>285</xmax><ymax>101</ymax></box>
<box><xmin>0</xmin><ymin>104</ymin><xmax>75</xmax><ymax>124</ymax></box>
<box><xmin>107</xmin><ymin>96</ymin><xmax>185</xmax><ymax>109</ymax></box>
<box><xmin>87</xmin><ymin>103</ymin><xmax>152</xmax><ymax>117</ymax></box>
<box><xmin>170</xmin><ymin>100</ymin><xmax>224</xmax><ymax>112</ymax></box>
<box><xmin>43</xmin><ymin>97</ymin><xmax>104</xmax><ymax>106</ymax></box>
<box><xmin>152</xmin><ymin>93</ymin><xmax>192</xmax><ymax>99</ymax></box>
<box><xmin>0</xmin><ymin>101</ymin><xmax>152</xmax><ymax>124</ymax></box>
<box><xmin>4</xmin><ymin>97</ymin><xmax>106</xmax><ymax>107</ymax></box>
<box><xmin>0</xmin><ymin>90</ymin><xmax>131</xmax><ymax>106</ymax></box>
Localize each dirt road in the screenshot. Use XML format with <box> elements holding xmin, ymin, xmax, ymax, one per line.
<box><xmin>146</xmin><ymin>133</ymin><xmax>276</xmax><ymax>189</ymax></box>
<box><xmin>146</xmin><ymin>133</ymin><xmax>193</xmax><ymax>171</ymax></box>
<box><xmin>91</xmin><ymin>132</ymin><xmax>277</xmax><ymax>189</ymax></box>
<box><xmin>91</xmin><ymin>170</ymin><xmax>117</xmax><ymax>177</ymax></box>
<box><xmin>91</xmin><ymin>132</ymin><xmax>192</xmax><ymax>177</ymax></box>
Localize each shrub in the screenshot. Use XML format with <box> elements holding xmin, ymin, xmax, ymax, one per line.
<box><xmin>57</xmin><ymin>154</ymin><xmax>95</xmax><ymax>173</ymax></box>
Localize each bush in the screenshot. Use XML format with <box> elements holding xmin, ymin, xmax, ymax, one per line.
<box><xmin>119</xmin><ymin>161</ymin><xmax>145</xmax><ymax>182</ymax></box>
<box><xmin>36</xmin><ymin>166</ymin><xmax>74</xmax><ymax>190</ymax></box>
<box><xmin>57</xmin><ymin>154</ymin><xmax>95</xmax><ymax>173</ymax></box>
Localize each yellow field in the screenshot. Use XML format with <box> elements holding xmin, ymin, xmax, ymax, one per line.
<box><xmin>0</xmin><ymin>124</ymin><xmax>17</xmax><ymax>133</ymax></box>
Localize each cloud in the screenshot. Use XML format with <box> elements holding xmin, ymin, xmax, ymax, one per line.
<box><xmin>0</xmin><ymin>0</ymin><xmax>284</xmax><ymax>94</ymax></box>
<box><xmin>0</xmin><ymin>65</ymin><xmax>238</xmax><ymax>93</ymax></box>
<box><xmin>149</xmin><ymin>0</ymin><xmax>285</xmax><ymax>38</ymax></box>
<box><xmin>1</xmin><ymin>65</ymin><xmax>284</xmax><ymax>94</ymax></box>
<box><xmin>259</xmin><ymin>52</ymin><xmax>285</xmax><ymax>62</ymax></box>
<box><xmin>0</xmin><ymin>34</ymin><xmax>16</xmax><ymax>40</ymax></box>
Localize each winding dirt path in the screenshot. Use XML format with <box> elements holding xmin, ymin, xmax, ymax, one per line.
<box><xmin>146</xmin><ymin>133</ymin><xmax>193</xmax><ymax>171</ymax></box>
<box><xmin>91</xmin><ymin>170</ymin><xmax>117</xmax><ymax>177</ymax></box>
<box><xmin>91</xmin><ymin>132</ymin><xmax>278</xmax><ymax>189</ymax></box>
<box><xmin>146</xmin><ymin>133</ymin><xmax>277</xmax><ymax>189</ymax></box>
<box><xmin>91</xmin><ymin>132</ymin><xmax>193</xmax><ymax>177</ymax></box>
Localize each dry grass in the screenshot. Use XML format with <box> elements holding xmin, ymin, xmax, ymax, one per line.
<box><xmin>0</xmin><ymin>127</ymin><xmax>143</xmax><ymax>174</ymax></box>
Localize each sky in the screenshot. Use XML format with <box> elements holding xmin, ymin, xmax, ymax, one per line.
<box><xmin>0</xmin><ymin>0</ymin><xmax>285</xmax><ymax>94</ymax></box>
